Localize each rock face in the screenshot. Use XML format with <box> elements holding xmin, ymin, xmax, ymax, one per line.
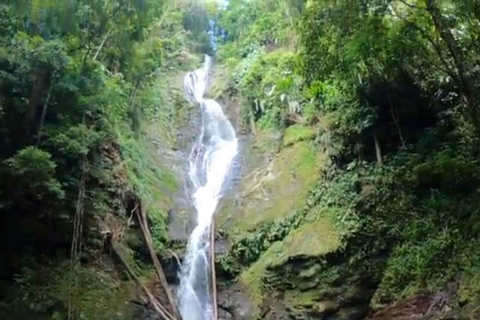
<box><xmin>218</xmin><ymin>284</ymin><xmax>256</xmax><ymax>320</ymax></box>
<box><xmin>214</xmin><ymin>121</ymin><xmax>367</xmax><ymax>319</ymax></box>
<box><xmin>210</xmin><ymin>67</ymin><xmax>435</xmax><ymax>320</ymax></box>
<box><xmin>131</xmin><ymin>304</ymin><xmax>162</xmax><ymax>320</ymax></box>
<box><xmin>217</xmin><ymin>128</ymin><xmax>324</xmax><ymax>235</ymax></box>
<box><xmin>210</xmin><ymin>121</ymin><xmax>480</xmax><ymax>320</ymax></box>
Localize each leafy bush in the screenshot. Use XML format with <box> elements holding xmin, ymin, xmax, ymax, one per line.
<box><xmin>234</xmin><ymin>49</ymin><xmax>302</xmax><ymax>129</ymax></box>
<box><xmin>375</xmin><ymin>227</ymin><xmax>462</xmax><ymax>303</ymax></box>
<box><xmin>3</xmin><ymin>146</ymin><xmax>64</xmax><ymax>200</ymax></box>
<box><xmin>413</xmin><ymin>150</ymin><xmax>480</xmax><ymax>193</ymax></box>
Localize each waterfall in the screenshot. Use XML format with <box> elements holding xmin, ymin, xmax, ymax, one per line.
<box><xmin>178</xmin><ymin>55</ymin><xmax>238</xmax><ymax>320</ymax></box>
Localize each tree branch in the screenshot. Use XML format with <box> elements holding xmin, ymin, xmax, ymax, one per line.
<box><xmin>389</xmin><ymin>7</ymin><xmax>457</xmax><ymax>81</ymax></box>
<box><xmin>93</xmin><ymin>27</ymin><xmax>113</xmax><ymax>61</ymax></box>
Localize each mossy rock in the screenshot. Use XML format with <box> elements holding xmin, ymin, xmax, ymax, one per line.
<box><xmin>218</xmin><ymin>140</ymin><xmax>325</xmax><ymax>234</ymax></box>
<box><xmin>240</xmin><ymin>217</ymin><xmax>341</xmax><ymax>316</ymax></box>
<box><xmin>275</xmin><ymin>219</ymin><xmax>341</xmax><ymax>263</ymax></box>
<box><xmin>282</xmin><ymin>124</ymin><xmax>317</xmax><ymax>147</ymax></box>
<box><xmin>284</xmin><ymin>290</ymin><xmax>340</xmax><ymax>316</ymax></box>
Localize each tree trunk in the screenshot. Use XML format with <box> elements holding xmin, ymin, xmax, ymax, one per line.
<box><xmin>387</xmin><ymin>94</ymin><xmax>406</xmax><ymax>148</ymax></box>
<box><xmin>36</xmin><ymin>86</ymin><xmax>53</xmax><ymax>146</ymax></box>
<box><xmin>426</xmin><ymin>0</ymin><xmax>480</xmax><ymax>133</ymax></box>
<box><xmin>373</xmin><ymin>131</ymin><xmax>383</xmax><ymax>166</ymax></box>
<box><xmin>110</xmin><ymin>240</ymin><xmax>174</xmax><ymax>320</ymax></box>
<box><xmin>136</xmin><ymin>202</ymin><xmax>181</xmax><ymax>319</ymax></box>
<box><xmin>93</xmin><ymin>28</ymin><xmax>113</xmax><ymax>61</ymax></box>
<box><xmin>68</xmin><ymin>153</ymin><xmax>87</xmax><ymax>320</ymax></box>
<box><xmin>23</xmin><ymin>68</ymin><xmax>50</xmax><ymax>145</ymax></box>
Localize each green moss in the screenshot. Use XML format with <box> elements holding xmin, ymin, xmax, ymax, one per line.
<box><xmin>116</xmin><ymin>115</ymin><xmax>186</xmax><ymax>250</ymax></box>
<box><xmin>240</xmin><ymin>269</ymin><xmax>263</xmax><ymax>316</ymax></box>
<box><xmin>283</xmin><ymin>124</ymin><xmax>316</xmax><ymax>147</ymax></box>
<box><xmin>220</xmin><ymin>141</ymin><xmax>324</xmax><ymax>233</ymax></box>
<box><xmin>284</xmin><ymin>290</ymin><xmax>325</xmax><ymax>308</ymax></box>
<box><xmin>249</xmin><ymin>141</ymin><xmax>320</xmax><ymax>227</ymax></box>
<box><xmin>299</xmin><ymin>263</ymin><xmax>322</xmax><ymax>279</ymax></box>
<box><xmin>118</xmin><ymin>129</ymin><xmax>172</xmax><ymax>200</ymax></box>
<box><xmin>459</xmin><ymin>266</ymin><xmax>480</xmax><ymax>304</ymax></box>
<box><xmin>258</xmin><ymin>217</ymin><xmax>341</xmax><ymax>268</ymax></box>
<box><xmin>251</xmin><ymin>127</ymin><xmax>283</xmax><ymax>156</ymax></box>
<box><xmin>285</xmin><ymin>290</ymin><xmax>340</xmax><ymax>316</ymax></box>
<box><xmin>305</xmin><ymin>206</ymin><xmax>358</xmax><ymax>241</ymax></box>
<box><xmin>240</xmin><ymin>248</ymin><xmax>276</xmax><ymax>318</ymax></box>
<box><xmin>278</xmin><ymin>219</ymin><xmax>341</xmax><ymax>260</ymax></box>
<box><xmin>240</xmin><ymin>217</ymin><xmax>340</xmax><ymax>314</ymax></box>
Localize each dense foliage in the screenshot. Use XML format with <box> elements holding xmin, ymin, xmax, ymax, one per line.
<box><xmin>0</xmin><ymin>1</ymin><xmax>214</xmax><ymax>319</ymax></box>
<box><xmin>214</xmin><ymin>0</ymin><xmax>480</xmax><ymax>315</ymax></box>
<box><xmin>3</xmin><ymin>0</ymin><xmax>480</xmax><ymax>318</ymax></box>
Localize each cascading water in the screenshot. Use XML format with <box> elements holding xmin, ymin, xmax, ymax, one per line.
<box><xmin>178</xmin><ymin>55</ymin><xmax>238</xmax><ymax>320</ymax></box>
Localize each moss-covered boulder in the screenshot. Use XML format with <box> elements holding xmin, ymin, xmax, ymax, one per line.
<box><xmin>218</xmin><ymin>137</ymin><xmax>324</xmax><ymax>234</ymax></box>
<box><xmin>239</xmin><ymin>216</ymin><xmax>341</xmax><ymax>313</ymax></box>
<box><xmin>235</xmin><ymin>212</ymin><xmax>374</xmax><ymax>319</ymax></box>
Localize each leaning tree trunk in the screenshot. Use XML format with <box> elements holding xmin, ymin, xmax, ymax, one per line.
<box><xmin>110</xmin><ymin>239</ymin><xmax>175</xmax><ymax>320</ymax></box>
<box><xmin>135</xmin><ymin>202</ymin><xmax>181</xmax><ymax>319</ymax></box>
<box><xmin>373</xmin><ymin>131</ymin><xmax>383</xmax><ymax>166</ymax></box>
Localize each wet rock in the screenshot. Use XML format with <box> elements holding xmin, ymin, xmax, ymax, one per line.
<box><xmin>217</xmin><ymin>139</ymin><xmax>324</xmax><ymax>233</ymax></box>
<box><xmin>263</xmin><ymin>300</ymin><xmax>294</xmax><ymax>320</ymax></box>
<box><xmin>161</xmin><ymin>251</ymin><xmax>184</xmax><ymax>285</ymax></box>
<box><xmin>217</xmin><ymin>284</ymin><xmax>255</xmax><ymax>320</ymax></box>
<box><xmin>310</xmin><ymin>300</ymin><xmax>339</xmax><ymax>318</ymax></box>
<box><xmin>218</xmin><ymin>307</ymin><xmax>235</xmax><ymax>320</ymax></box>
<box><xmin>130</xmin><ymin>302</ymin><xmax>162</xmax><ymax>320</ymax></box>
<box><xmin>215</xmin><ymin>236</ymin><xmax>230</xmax><ymax>255</ymax></box>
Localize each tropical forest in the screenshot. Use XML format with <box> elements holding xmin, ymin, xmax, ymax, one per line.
<box><xmin>1</xmin><ymin>1</ymin><xmax>480</xmax><ymax>320</ymax></box>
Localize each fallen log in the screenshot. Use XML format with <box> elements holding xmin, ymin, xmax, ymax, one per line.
<box><xmin>110</xmin><ymin>239</ymin><xmax>174</xmax><ymax>320</ymax></box>
<box><xmin>135</xmin><ymin>201</ymin><xmax>182</xmax><ymax>319</ymax></box>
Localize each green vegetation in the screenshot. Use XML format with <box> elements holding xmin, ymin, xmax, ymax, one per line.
<box><xmin>2</xmin><ymin>261</ymin><xmax>135</xmax><ymax>320</ymax></box>
<box><xmin>212</xmin><ymin>0</ymin><xmax>480</xmax><ymax>318</ymax></box>
<box><xmin>0</xmin><ymin>1</ymin><xmax>214</xmax><ymax>319</ymax></box>
<box><xmin>4</xmin><ymin>0</ymin><xmax>480</xmax><ymax>319</ymax></box>
<box><xmin>282</xmin><ymin>124</ymin><xmax>316</xmax><ymax>147</ymax></box>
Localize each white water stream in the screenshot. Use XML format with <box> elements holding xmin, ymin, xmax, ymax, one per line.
<box><xmin>178</xmin><ymin>56</ymin><xmax>238</xmax><ymax>320</ymax></box>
